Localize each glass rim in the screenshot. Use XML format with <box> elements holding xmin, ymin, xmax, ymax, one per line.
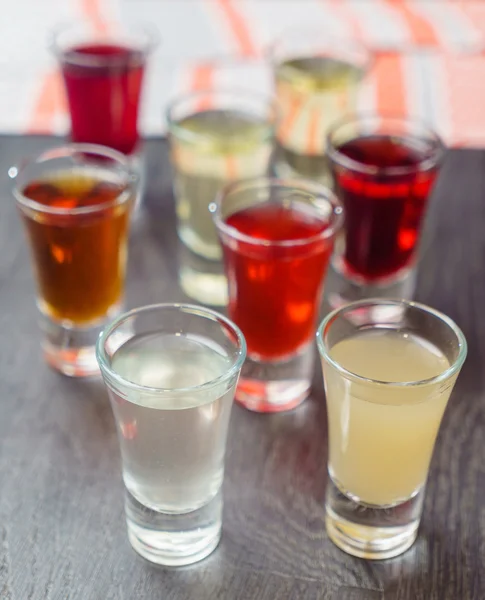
<box><xmin>165</xmin><ymin>87</ymin><xmax>277</xmax><ymax>144</ymax></box>
<box><xmin>327</xmin><ymin>113</ymin><xmax>446</xmax><ymax>176</ymax></box>
<box><xmin>96</xmin><ymin>303</ymin><xmax>247</xmax><ymax>396</ymax></box>
<box><xmin>211</xmin><ymin>176</ymin><xmax>344</xmax><ymax>248</ymax></box>
<box><xmin>10</xmin><ymin>143</ymin><xmax>138</xmax><ymax>216</ymax></box>
<box><xmin>49</xmin><ymin>21</ymin><xmax>160</xmax><ymax>66</ymax></box>
<box><xmin>268</xmin><ymin>26</ymin><xmax>374</xmax><ymax>72</ymax></box>
<box><xmin>316</xmin><ymin>298</ymin><xmax>468</xmax><ymax>388</ymax></box>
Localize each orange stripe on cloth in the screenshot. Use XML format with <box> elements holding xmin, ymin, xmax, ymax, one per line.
<box><xmin>214</xmin><ymin>0</ymin><xmax>258</xmax><ymax>58</ymax></box>
<box><xmin>189</xmin><ymin>63</ymin><xmax>215</xmax><ymax>111</ymax></box>
<box><xmin>80</xmin><ymin>0</ymin><xmax>109</xmax><ymax>34</ymax></box>
<box><xmin>373</xmin><ymin>52</ymin><xmax>407</xmax><ymax>117</ymax></box>
<box><xmin>27</xmin><ymin>0</ymin><xmax>110</xmax><ymax>134</ymax></box>
<box><xmin>27</xmin><ymin>72</ymin><xmax>66</xmax><ymax>134</ymax></box>
<box><xmin>278</xmin><ymin>94</ymin><xmax>304</xmax><ymax>146</ymax></box>
<box><xmin>383</xmin><ymin>0</ymin><xmax>440</xmax><ymax>46</ymax></box>
<box><xmin>307</xmin><ymin>108</ymin><xmax>321</xmax><ymax>155</ymax></box>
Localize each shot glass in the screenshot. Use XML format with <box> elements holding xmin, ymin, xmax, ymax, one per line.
<box><xmin>270</xmin><ymin>28</ymin><xmax>371</xmax><ymax>182</ymax></box>
<box><xmin>212</xmin><ymin>177</ymin><xmax>343</xmax><ymax>413</ymax></box>
<box><xmin>96</xmin><ymin>303</ymin><xmax>246</xmax><ymax>566</ymax></box>
<box><xmin>317</xmin><ymin>299</ymin><xmax>467</xmax><ymax>559</ymax></box>
<box><xmin>11</xmin><ymin>144</ymin><xmax>137</xmax><ymax>376</ymax></box>
<box><xmin>327</xmin><ymin>115</ymin><xmax>445</xmax><ymax>307</ymax></box>
<box><xmin>51</xmin><ymin>22</ymin><xmax>158</xmax><ymax>156</ymax></box>
<box><xmin>167</xmin><ymin>89</ymin><xmax>275</xmax><ymax>306</ymax></box>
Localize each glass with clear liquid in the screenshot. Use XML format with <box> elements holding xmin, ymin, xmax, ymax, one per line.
<box><xmin>96</xmin><ymin>304</ymin><xmax>246</xmax><ymax>566</ymax></box>
<box><xmin>167</xmin><ymin>90</ymin><xmax>275</xmax><ymax>305</ymax></box>
<box><xmin>271</xmin><ymin>29</ymin><xmax>370</xmax><ymax>182</ymax></box>
<box><xmin>317</xmin><ymin>299</ymin><xmax>467</xmax><ymax>559</ymax></box>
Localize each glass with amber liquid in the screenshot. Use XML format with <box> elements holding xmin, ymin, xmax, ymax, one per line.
<box><xmin>270</xmin><ymin>29</ymin><xmax>371</xmax><ymax>182</ymax></box>
<box><xmin>11</xmin><ymin>144</ymin><xmax>137</xmax><ymax>376</ymax></box>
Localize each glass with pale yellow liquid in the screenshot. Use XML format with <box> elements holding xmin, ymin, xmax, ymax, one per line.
<box><xmin>167</xmin><ymin>90</ymin><xmax>275</xmax><ymax>306</ymax></box>
<box><xmin>317</xmin><ymin>299</ymin><xmax>467</xmax><ymax>560</ymax></box>
<box><xmin>271</xmin><ymin>29</ymin><xmax>371</xmax><ymax>182</ymax></box>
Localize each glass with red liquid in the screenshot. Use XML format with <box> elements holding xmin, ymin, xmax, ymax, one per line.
<box><xmin>51</xmin><ymin>23</ymin><xmax>158</xmax><ymax>156</ymax></box>
<box><xmin>327</xmin><ymin>115</ymin><xmax>445</xmax><ymax>306</ymax></box>
<box><xmin>212</xmin><ymin>178</ymin><xmax>343</xmax><ymax>412</ymax></box>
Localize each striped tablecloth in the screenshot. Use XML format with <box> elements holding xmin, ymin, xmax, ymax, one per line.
<box><xmin>3</xmin><ymin>0</ymin><xmax>485</xmax><ymax>147</ymax></box>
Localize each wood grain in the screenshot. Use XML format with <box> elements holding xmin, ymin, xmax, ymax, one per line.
<box><xmin>0</xmin><ymin>136</ymin><xmax>483</xmax><ymax>599</ymax></box>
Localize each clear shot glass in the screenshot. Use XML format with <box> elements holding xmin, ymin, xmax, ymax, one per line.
<box><xmin>10</xmin><ymin>143</ymin><xmax>137</xmax><ymax>377</ymax></box>
<box><xmin>317</xmin><ymin>299</ymin><xmax>467</xmax><ymax>559</ymax></box>
<box><xmin>270</xmin><ymin>28</ymin><xmax>371</xmax><ymax>183</ymax></box>
<box><xmin>167</xmin><ymin>89</ymin><xmax>275</xmax><ymax>306</ymax></box>
<box><xmin>212</xmin><ymin>177</ymin><xmax>343</xmax><ymax>412</ymax></box>
<box><xmin>51</xmin><ymin>22</ymin><xmax>158</xmax><ymax>157</ymax></box>
<box><xmin>96</xmin><ymin>303</ymin><xmax>246</xmax><ymax>566</ymax></box>
<box><xmin>326</xmin><ymin>115</ymin><xmax>445</xmax><ymax>307</ymax></box>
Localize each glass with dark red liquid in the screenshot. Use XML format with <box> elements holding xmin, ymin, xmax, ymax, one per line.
<box><xmin>51</xmin><ymin>24</ymin><xmax>157</xmax><ymax>155</ymax></box>
<box><xmin>212</xmin><ymin>178</ymin><xmax>343</xmax><ymax>412</ymax></box>
<box><xmin>327</xmin><ymin>115</ymin><xmax>444</xmax><ymax>305</ymax></box>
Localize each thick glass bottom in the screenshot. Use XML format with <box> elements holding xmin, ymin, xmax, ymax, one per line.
<box><xmin>125</xmin><ymin>488</ymin><xmax>222</xmax><ymax>566</ymax></box>
<box><xmin>325</xmin><ymin>476</ymin><xmax>423</xmax><ymax>560</ymax></box>
<box><xmin>236</xmin><ymin>344</ymin><xmax>314</xmax><ymax>413</ymax></box>
<box><xmin>272</xmin><ymin>144</ymin><xmax>332</xmax><ymax>186</ymax></box>
<box><xmin>179</xmin><ymin>265</ymin><xmax>227</xmax><ymax>307</ymax></box>
<box><xmin>325</xmin><ymin>258</ymin><xmax>416</xmax><ymax>311</ymax></box>
<box><xmin>39</xmin><ymin>304</ymin><xmax>122</xmax><ymax>377</ymax></box>
<box><xmin>177</xmin><ymin>240</ymin><xmax>227</xmax><ymax>306</ymax></box>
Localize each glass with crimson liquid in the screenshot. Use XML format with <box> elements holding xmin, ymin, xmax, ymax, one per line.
<box><xmin>51</xmin><ymin>23</ymin><xmax>158</xmax><ymax>157</ymax></box>
<box><xmin>327</xmin><ymin>115</ymin><xmax>445</xmax><ymax>306</ymax></box>
<box><xmin>211</xmin><ymin>178</ymin><xmax>343</xmax><ymax>412</ymax></box>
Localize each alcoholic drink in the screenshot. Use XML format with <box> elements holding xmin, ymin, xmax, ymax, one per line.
<box><xmin>275</xmin><ymin>56</ymin><xmax>364</xmax><ymax>180</ymax></box>
<box><xmin>318</xmin><ymin>298</ymin><xmax>466</xmax><ymax>559</ymax></box>
<box><xmin>224</xmin><ymin>201</ymin><xmax>333</xmax><ymax>360</ymax></box>
<box><xmin>324</xmin><ymin>328</ymin><xmax>452</xmax><ymax>506</ymax></box>
<box><xmin>170</xmin><ymin>109</ymin><xmax>272</xmax><ymax>260</ymax></box>
<box><xmin>21</xmin><ymin>171</ymin><xmax>131</xmax><ymax>323</ymax></box>
<box><xmin>331</xmin><ymin>134</ymin><xmax>440</xmax><ymax>281</ymax></box>
<box><xmin>60</xmin><ymin>44</ymin><xmax>145</xmax><ymax>154</ymax></box>
<box><xmin>110</xmin><ymin>332</ymin><xmax>234</xmax><ymax>513</ymax></box>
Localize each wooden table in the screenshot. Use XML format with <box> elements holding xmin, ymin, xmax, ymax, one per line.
<box><xmin>0</xmin><ymin>136</ymin><xmax>483</xmax><ymax>599</ymax></box>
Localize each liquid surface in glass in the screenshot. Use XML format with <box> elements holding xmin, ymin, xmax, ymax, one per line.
<box><xmin>61</xmin><ymin>44</ymin><xmax>145</xmax><ymax>155</ymax></box>
<box><xmin>223</xmin><ymin>201</ymin><xmax>333</xmax><ymax>359</ymax></box>
<box><xmin>110</xmin><ymin>332</ymin><xmax>234</xmax><ymax>513</ymax></box>
<box><xmin>22</xmin><ymin>172</ymin><xmax>130</xmax><ymax>323</ymax></box>
<box><xmin>332</xmin><ymin>134</ymin><xmax>439</xmax><ymax>280</ymax></box>
<box><xmin>325</xmin><ymin>328</ymin><xmax>451</xmax><ymax>506</ymax></box>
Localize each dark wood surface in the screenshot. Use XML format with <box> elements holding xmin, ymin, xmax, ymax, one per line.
<box><xmin>0</xmin><ymin>135</ymin><xmax>483</xmax><ymax>600</ymax></box>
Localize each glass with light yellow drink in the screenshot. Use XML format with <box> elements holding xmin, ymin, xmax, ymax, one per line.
<box><xmin>167</xmin><ymin>90</ymin><xmax>274</xmax><ymax>306</ymax></box>
<box><xmin>270</xmin><ymin>30</ymin><xmax>370</xmax><ymax>182</ymax></box>
<box><xmin>317</xmin><ymin>299</ymin><xmax>467</xmax><ymax>560</ymax></box>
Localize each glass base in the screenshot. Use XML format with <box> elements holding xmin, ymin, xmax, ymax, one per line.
<box><xmin>39</xmin><ymin>304</ymin><xmax>121</xmax><ymax>377</ymax></box>
<box><xmin>272</xmin><ymin>144</ymin><xmax>333</xmax><ymax>186</ymax></box>
<box><xmin>325</xmin><ymin>259</ymin><xmax>416</xmax><ymax>311</ymax></box>
<box><xmin>236</xmin><ymin>343</ymin><xmax>314</xmax><ymax>413</ymax></box>
<box><xmin>325</xmin><ymin>476</ymin><xmax>422</xmax><ymax>560</ymax></box>
<box><xmin>178</xmin><ymin>244</ymin><xmax>227</xmax><ymax>306</ymax></box>
<box><xmin>125</xmin><ymin>488</ymin><xmax>222</xmax><ymax>566</ymax></box>
<box><xmin>43</xmin><ymin>342</ymin><xmax>99</xmax><ymax>377</ymax></box>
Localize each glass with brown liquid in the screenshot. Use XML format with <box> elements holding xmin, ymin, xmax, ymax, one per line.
<box><xmin>11</xmin><ymin>144</ymin><xmax>137</xmax><ymax>376</ymax></box>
